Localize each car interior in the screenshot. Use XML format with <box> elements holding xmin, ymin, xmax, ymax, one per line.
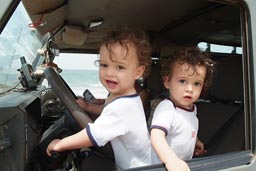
<box><xmin>0</xmin><ymin>0</ymin><xmax>253</xmax><ymax>170</ymax></box>
<box><xmin>23</xmin><ymin>0</ymin><xmax>250</xmax><ymax>170</ymax></box>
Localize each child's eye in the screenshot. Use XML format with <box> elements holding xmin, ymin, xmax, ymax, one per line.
<box><xmin>178</xmin><ymin>79</ymin><xmax>186</xmax><ymax>84</ymax></box>
<box><xmin>116</xmin><ymin>65</ymin><xmax>125</xmax><ymax>70</ymax></box>
<box><xmin>99</xmin><ymin>63</ymin><xmax>108</xmax><ymax>68</ymax></box>
<box><xmin>95</xmin><ymin>60</ymin><xmax>108</xmax><ymax>68</ymax></box>
<box><xmin>194</xmin><ymin>82</ymin><xmax>202</xmax><ymax>86</ymax></box>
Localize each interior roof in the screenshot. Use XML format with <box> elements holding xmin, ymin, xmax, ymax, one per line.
<box><xmin>22</xmin><ymin>0</ymin><xmax>242</xmax><ymax>54</ymax></box>
<box><xmin>67</xmin><ymin>1</ymin><xmax>209</xmax><ymax>31</ymax></box>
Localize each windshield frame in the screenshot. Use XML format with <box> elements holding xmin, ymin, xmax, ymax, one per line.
<box><xmin>0</xmin><ymin>1</ymin><xmax>49</xmax><ymax>94</ymax></box>
<box><xmin>0</xmin><ymin>0</ymin><xmax>19</xmax><ymax>34</ymax></box>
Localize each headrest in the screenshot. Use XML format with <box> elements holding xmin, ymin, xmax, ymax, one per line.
<box><xmin>210</xmin><ymin>55</ymin><xmax>243</xmax><ymax>102</ymax></box>
<box><xmin>146</xmin><ymin>61</ymin><xmax>163</xmax><ymax>98</ymax></box>
<box><xmin>159</xmin><ymin>44</ymin><xmax>178</xmax><ymax>58</ymax></box>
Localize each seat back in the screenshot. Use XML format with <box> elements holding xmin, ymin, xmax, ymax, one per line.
<box><xmin>146</xmin><ymin>61</ymin><xmax>163</xmax><ymax>99</ymax></box>
<box><xmin>196</xmin><ymin>54</ymin><xmax>245</xmax><ymax>156</ymax></box>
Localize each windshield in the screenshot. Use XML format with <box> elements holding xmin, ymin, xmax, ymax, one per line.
<box><xmin>0</xmin><ymin>2</ymin><xmax>48</xmax><ymax>93</ymax></box>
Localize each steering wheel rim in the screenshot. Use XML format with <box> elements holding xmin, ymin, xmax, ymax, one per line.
<box><xmin>44</xmin><ymin>67</ymin><xmax>92</xmax><ymax>128</ymax></box>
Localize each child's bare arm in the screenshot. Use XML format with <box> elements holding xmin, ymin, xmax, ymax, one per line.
<box><xmin>194</xmin><ymin>138</ymin><xmax>207</xmax><ymax>156</ymax></box>
<box><xmin>150</xmin><ymin>129</ymin><xmax>190</xmax><ymax>171</ymax></box>
<box><xmin>46</xmin><ymin>129</ymin><xmax>93</xmax><ymax>156</ymax></box>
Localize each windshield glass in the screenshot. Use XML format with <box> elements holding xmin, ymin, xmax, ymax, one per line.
<box><xmin>52</xmin><ymin>53</ymin><xmax>108</xmax><ymax>99</ymax></box>
<box><xmin>0</xmin><ymin>2</ymin><xmax>48</xmax><ymax>93</ymax></box>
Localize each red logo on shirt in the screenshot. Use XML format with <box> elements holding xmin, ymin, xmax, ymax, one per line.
<box><xmin>192</xmin><ymin>131</ymin><xmax>196</xmax><ymax>138</ymax></box>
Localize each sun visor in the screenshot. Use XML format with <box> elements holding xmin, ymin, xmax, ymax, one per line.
<box><xmin>22</xmin><ymin>0</ymin><xmax>66</xmax><ymax>14</ymax></box>
<box><xmin>62</xmin><ymin>25</ymin><xmax>88</xmax><ymax>46</ymax></box>
<box><xmin>22</xmin><ymin>0</ymin><xmax>67</xmax><ymax>34</ymax></box>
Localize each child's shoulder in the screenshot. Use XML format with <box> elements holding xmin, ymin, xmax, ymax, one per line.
<box><xmin>115</xmin><ymin>94</ymin><xmax>139</xmax><ymax>101</ymax></box>
<box><xmin>158</xmin><ymin>98</ymin><xmax>175</xmax><ymax>107</ymax></box>
<box><xmin>107</xmin><ymin>94</ymin><xmax>140</xmax><ymax>106</ymax></box>
<box><xmin>152</xmin><ymin>98</ymin><xmax>176</xmax><ymax>113</ymax></box>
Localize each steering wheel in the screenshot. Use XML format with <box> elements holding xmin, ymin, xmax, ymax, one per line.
<box><xmin>44</xmin><ymin>67</ymin><xmax>92</xmax><ymax>127</ymax></box>
<box><xmin>44</xmin><ymin>67</ymin><xmax>114</xmax><ymax>159</ymax></box>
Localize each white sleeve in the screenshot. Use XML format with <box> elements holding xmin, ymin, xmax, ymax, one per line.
<box><xmin>87</xmin><ymin>106</ymin><xmax>128</xmax><ymax>147</ymax></box>
<box><xmin>150</xmin><ymin>100</ymin><xmax>175</xmax><ymax>135</ymax></box>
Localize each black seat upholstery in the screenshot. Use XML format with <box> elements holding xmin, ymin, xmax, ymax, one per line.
<box><xmin>196</xmin><ymin>54</ymin><xmax>245</xmax><ymax>156</ymax></box>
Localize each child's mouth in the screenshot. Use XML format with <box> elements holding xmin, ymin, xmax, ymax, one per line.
<box><xmin>184</xmin><ymin>95</ymin><xmax>192</xmax><ymax>100</ymax></box>
<box><xmin>106</xmin><ymin>80</ymin><xmax>118</xmax><ymax>88</ymax></box>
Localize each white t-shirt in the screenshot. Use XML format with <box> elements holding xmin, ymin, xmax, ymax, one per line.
<box><xmin>150</xmin><ymin>98</ymin><xmax>198</xmax><ymax>161</ymax></box>
<box><xmin>86</xmin><ymin>94</ymin><xmax>151</xmax><ymax>170</ymax></box>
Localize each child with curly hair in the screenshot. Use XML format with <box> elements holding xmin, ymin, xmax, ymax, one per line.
<box><xmin>150</xmin><ymin>46</ymin><xmax>215</xmax><ymax>171</ymax></box>
<box><xmin>47</xmin><ymin>27</ymin><xmax>152</xmax><ymax>170</ymax></box>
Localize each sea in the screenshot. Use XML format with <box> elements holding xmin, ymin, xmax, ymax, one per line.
<box><xmin>59</xmin><ymin>69</ymin><xmax>108</xmax><ymax>99</ymax></box>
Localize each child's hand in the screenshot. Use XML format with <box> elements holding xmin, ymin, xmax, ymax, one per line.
<box><xmin>76</xmin><ymin>98</ymin><xmax>90</xmax><ymax>111</ymax></box>
<box><xmin>93</xmin><ymin>98</ymin><xmax>105</xmax><ymax>105</ymax></box>
<box><xmin>194</xmin><ymin>138</ymin><xmax>207</xmax><ymax>156</ymax></box>
<box><xmin>46</xmin><ymin>139</ymin><xmax>61</xmax><ymax>156</ymax></box>
<box><xmin>165</xmin><ymin>158</ymin><xmax>190</xmax><ymax>171</ymax></box>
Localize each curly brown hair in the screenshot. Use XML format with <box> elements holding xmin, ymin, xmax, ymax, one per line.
<box><xmin>161</xmin><ymin>46</ymin><xmax>216</xmax><ymax>96</ymax></box>
<box><xmin>101</xmin><ymin>27</ymin><xmax>152</xmax><ymax>78</ymax></box>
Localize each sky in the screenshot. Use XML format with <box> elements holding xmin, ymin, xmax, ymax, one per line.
<box><xmin>54</xmin><ymin>53</ymin><xmax>99</xmax><ymax>70</ymax></box>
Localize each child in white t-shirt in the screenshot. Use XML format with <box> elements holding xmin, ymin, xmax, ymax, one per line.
<box><xmin>150</xmin><ymin>46</ymin><xmax>215</xmax><ymax>171</ymax></box>
<box><xmin>46</xmin><ymin>27</ymin><xmax>152</xmax><ymax>170</ymax></box>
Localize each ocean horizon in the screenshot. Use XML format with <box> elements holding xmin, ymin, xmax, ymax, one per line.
<box><xmin>59</xmin><ymin>69</ymin><xmax>108</xmax><ymax>99</ymax></box>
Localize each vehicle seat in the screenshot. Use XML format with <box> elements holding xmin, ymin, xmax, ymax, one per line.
<box><xmin>146</xmin><ymin>46</ymin><xmax>176</xmax><ymax>127</ymax></box>
<box><xmin>146</xmin><ymin>59</ymin><xmax>168</xmax><ymax>128</ymax></box>
<box><xmin>196</xmin><ymin>54</ymin><xmax>245</xmax><ymax>156</ymax></box>
<box><xmin>146</xmin><ymin>60</ymin><xmax>163</xmax><ymax>99</ymax></box>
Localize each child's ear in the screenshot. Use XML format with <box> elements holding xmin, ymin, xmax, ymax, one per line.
<box><xmin>135</xmin><ymin>65</ymin><xmax>145</xmax><ymax>79</ymax></box>
<box><xmin>163</xmin><ymin>75</ymin><xmax>170</xmax><ymax>89</ymax></box>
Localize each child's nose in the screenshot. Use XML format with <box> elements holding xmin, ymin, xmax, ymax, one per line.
<box><xmin>105</xmin><ymin>67</ymin><xmax>115</xmax><ymax>76</ymax></box>
<box><xmin>186</xmin><ymin>84</ymin><xmax>193</xmax><ymax>92</ymax></box>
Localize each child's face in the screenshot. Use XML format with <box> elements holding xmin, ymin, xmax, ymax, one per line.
<box><xmin>98</xmin><ymin>42</ymin><xmax>145</xmax><ymax>97</ymax></box>
<box><xmin>164</xmin><ymin>62</ymin><xmax>206</xmax><ymax>110</ymax></box>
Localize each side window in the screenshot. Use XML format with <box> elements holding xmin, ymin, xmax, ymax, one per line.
<box><xmin>189</xmin><ymin>3</ymin><xmax>250</xmax><ymax>169</ymax></box>
<box><xmin>198</xmin><ymin>42</ymin><xmax>242</xmax><ymax>54</ymax></box>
